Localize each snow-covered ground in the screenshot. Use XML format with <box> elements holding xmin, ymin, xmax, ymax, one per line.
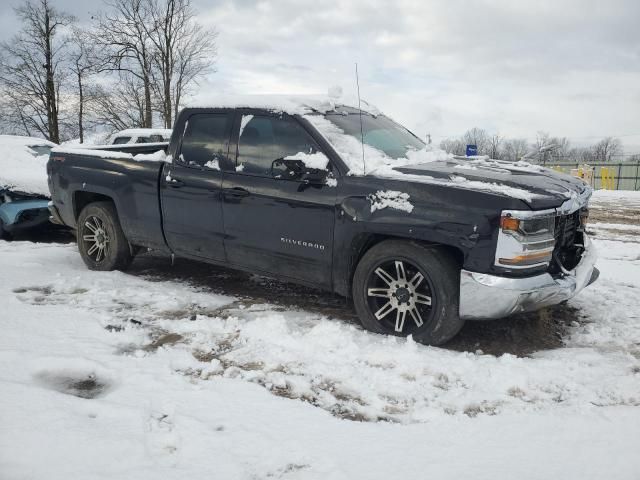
<box><xmin>1</xmin><ymin>190</ymin><xmax>639</xmax><ymax>479</ymax></box>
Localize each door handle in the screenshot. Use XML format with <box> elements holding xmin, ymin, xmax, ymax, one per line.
<box><xmin>166</xmin><ymin>176</ymin><xmax>184</xmax><ymax>188</ymax></box>
<box><xmin>223</xmin><ymin>187</ymin><xmax>250</xmax><ymax>198</ymax></box>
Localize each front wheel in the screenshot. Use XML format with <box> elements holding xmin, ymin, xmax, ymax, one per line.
<box><xmin>77</xmin><ymin>202</ymin><xmax>133</xmax><ymax>271</ymax></box>
<box><xmin>352</xmin><ymin>240</ymin><xmax>464</xmax><ymax>346</ymax></box>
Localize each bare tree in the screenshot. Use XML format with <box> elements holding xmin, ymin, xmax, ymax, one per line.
<box><xmin>503</xmin><ymin>139</ymin><xmax>529</xmax><ymax>161</ymax></box>
<box><xmin>91</xmin><ymin>77</ymin><xmax>148</xmax><ymax>131</ymax></box>
<box><xmin>94</xmin><ymin>0</ymin><xmax>156</xmax><ymax>127</ymax></box>
<box><xmin>145</xmin><ymin>0</ymin><xmax>217</xmax><ymax>127</ymax></box>
<box><xmin>0</xmin><ymin>0</ymin><xmax>74</xmax><ymax>142</ymax></box>
<box><xmin>463</xmin><ymin>127</ymin><xmax>489</xmax><ymax>155</ymax></box>
<box><xmin>439</xmin><ymin>138</ymin><xmax>466</xmax><ymax>156</ymax></box>
<box><xmin>591</xmin><ymin>137</ymin><xmax>622</xmax><ymax>162</ymax></box>
<box><xmin>68</xmin><ymin>27</ymin><xmax>105</xmax><ymax>143</ymax></box>
<box><xmin>488</xmin><ymin>134</ymin><xmax>502</xmax><ymax>159</ymax></box>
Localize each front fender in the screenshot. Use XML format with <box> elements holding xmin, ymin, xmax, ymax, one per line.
<box><xmin>332</xmin><ymin>194</ymin><xmax>498</xmax><ymax>296</ymax></box>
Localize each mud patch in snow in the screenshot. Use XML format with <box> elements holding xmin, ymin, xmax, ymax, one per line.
<box><xmin>34</xmin><ymin>369</ymin><xmax>111</xmax><ymax>399</ymax></box>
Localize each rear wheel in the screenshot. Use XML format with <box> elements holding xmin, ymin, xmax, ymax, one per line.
<box><xmin>77</xmin><ymin>202</ymin><xmax>132</xmax><ymax>271</ymax></box>
<box><xmin>352</xmin><ymin>240</ymin><xmax>464</xmax><ymax>345</ymax></box>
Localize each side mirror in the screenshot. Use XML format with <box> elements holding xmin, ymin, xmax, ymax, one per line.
<box><xmin>271</xmin><ymin>158</ymin><xmax>327</xmax><ymax>185</ymax></box>
<box><xmin>302</xmin><ymin>168</ymin><xmax>327</xmax><ymax>185</ymax></box>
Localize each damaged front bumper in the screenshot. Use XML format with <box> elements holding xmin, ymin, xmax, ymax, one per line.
<box><xmin>459</xmin><ymin>234</ymin><xmax>598</xmax><ymax>320</ymax></box>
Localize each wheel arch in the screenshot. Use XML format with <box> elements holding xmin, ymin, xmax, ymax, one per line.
<box><xmin>337</xmin><ymin>233</ymin><xmax>464</xmax><ymax>297</ymax></box>
<box><xmin>73</xmin><ymin>191</ymin><xmax>116</xmax><ymax>221</ymax></box>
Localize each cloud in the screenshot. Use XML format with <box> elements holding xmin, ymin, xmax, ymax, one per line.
<box><xmin>2</xmin><ymin>0</ymin><xmax>639</xmax><ymax>146</ymax></box>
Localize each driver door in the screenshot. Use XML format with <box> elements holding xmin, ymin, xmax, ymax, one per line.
<box><xmin>221</xmin><ymin>111</ymin><xmax>337</xmax><ymax>288</ymax></box>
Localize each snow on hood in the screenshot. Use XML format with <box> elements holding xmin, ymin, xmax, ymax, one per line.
<box><xmin>0</xmin><ymin>136</ymin><xmax>55</xmax><ymax>196</ymax></box>
<box><xmin>303</xmin><ymin>117</ymin><xmax>586</xmax><ymax>205</ymax></box>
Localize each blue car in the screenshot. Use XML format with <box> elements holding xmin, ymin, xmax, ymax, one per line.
<box><xmin>0</xmin><ymin>190</ymin><xmax>51</xmax><ymax>239</ymax></box>
<box><xmin>0</xmin><ymin>135</ymin><xmax>56</xmax><ymax>239</ymax></box>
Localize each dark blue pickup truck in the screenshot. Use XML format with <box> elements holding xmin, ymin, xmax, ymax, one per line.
<box><xmin>47</xmin><ymin>97</ymin><xmax>598</xmax><ymax>345</ymax></box>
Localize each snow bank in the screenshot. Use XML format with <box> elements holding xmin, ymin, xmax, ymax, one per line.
<box><xmin>1</xmin><ymin>200</ymin><xmax>640</xmax><ymax>477</ymax></box>
<box><xmin>592</xmin><ymin>189</ymin><xmax>640</xmax><ymax>200</ymax></box>
<box><xmin>0</xmin><ymin>136</ymin><xmax>55</xmax><ymax>196</ymax></box>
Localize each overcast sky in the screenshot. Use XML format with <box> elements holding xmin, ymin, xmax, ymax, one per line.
<box><xmin>2</xmin><ymin>0</ymin><xmax>639</xmax><ymax>151</ymax></box>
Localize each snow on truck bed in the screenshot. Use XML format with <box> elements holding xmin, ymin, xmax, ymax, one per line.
<box><xmin>51</xmin><ymin>146</ymin><xmax>170</xmax><ymax>163</ymax></box>
<box><xmin>0</xmin><ymin>136</ymin><xmax>56</xmax><ymax>196</ymax></box>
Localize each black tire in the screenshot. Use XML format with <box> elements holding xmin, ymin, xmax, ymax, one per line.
<box><xmin>352</xmin><ymin>240</ymin><xmax>464</xmax><ymax>346</ymax></box>
<box><xmin>77</xmin><ymin>202</ymin><xmax>133</xmax><ymax>271</ymax></box>
<box><xmin>0</xmin><ymin>218</ymin><xmax>6</xmax><ymax>240</ymax></box>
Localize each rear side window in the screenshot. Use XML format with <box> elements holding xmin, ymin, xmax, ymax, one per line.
<box><xmin>180</xmin><ymin>113</ymin><xmax>232</xmax><ymax>169</ymax></box>
<box><xmin>112</xmin><ymin>136</ymin><xmax>131</xmax><ymax>144</ymax></box>
<box><xmin>135</xmin><ymin>136</ymin><xmax>151</xmax><ymax>143</ymax></box>
<box><xmin>236</xmin><ymin>114</ymin><xmax>320</xmax><ymax>177</ymax></box>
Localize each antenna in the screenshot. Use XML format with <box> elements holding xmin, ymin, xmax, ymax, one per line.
<box><xmin>355</xmin><ymin>63</ymin><xmax>366</xmax><ymax>175</ymax></box>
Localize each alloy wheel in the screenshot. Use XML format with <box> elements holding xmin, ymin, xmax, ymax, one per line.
<box><xmin>366</xmin><ymin>259</ymin><xmax>434</xmax><ymax>334</ymax></box>
<box><xmin>82</xmin><ymin>216</ymin><xmax>110</xmax><ymax>263</ymax></box>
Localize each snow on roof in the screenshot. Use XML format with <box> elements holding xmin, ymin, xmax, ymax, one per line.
<box><xmin>0</xmin><ymin>138</ymin><xmax>54</xmax><ymax>196</ymax></box>
<box><xmin>186</xmin><ymin>94</ymin><xmax>382</xmax><ymax>116</ymax></box>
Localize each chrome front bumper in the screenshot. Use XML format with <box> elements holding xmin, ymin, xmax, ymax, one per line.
<box><xmin>459</xmin><ymin>234</ymin><xmax>598</xmax><ymax>320</ymax></box>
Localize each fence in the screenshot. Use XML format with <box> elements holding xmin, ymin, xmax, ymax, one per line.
<box><xmin>543</xmin><ymin>161</ymin><xmax>640</xmax><ymax>191</ymax></box>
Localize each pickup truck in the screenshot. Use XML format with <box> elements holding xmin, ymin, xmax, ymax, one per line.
<box><xmin>47</xmin><ymin>96</ymin><xmax>598</xmax><ymax>345</ymax></box>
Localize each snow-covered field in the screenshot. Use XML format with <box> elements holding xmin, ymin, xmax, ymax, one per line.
<box><xmin>1</xmin><ymin>190</ymin><xmax>639</xmax><ymax>479</ymax></box>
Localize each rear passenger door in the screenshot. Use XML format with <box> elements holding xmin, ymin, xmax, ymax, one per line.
<box><xmin>161</xmin><ymin>111</ymin><xmax>233</xmax><ymax>261</ymax></box>
<box><xmin>221</xmin><ymin>111</ymin><xmax>337</xmax><ymax>288</ymax></box>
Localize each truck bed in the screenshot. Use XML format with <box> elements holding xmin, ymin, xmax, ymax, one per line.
<box><xmin>47</xmin><ymin>143</ymin><xmax>170</xmax><ymax>251</ymax></box>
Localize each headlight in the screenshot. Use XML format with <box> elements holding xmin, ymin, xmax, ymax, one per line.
<box><xmin>496</xmin><ymin>210</ymin><xmax>556</xmax><ymax>268</ymax></box>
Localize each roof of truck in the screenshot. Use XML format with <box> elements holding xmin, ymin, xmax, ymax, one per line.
<box><xmin>185</xmin><ymin>94</ymin><xmax>382</xmax><ymax>116</ymax></box>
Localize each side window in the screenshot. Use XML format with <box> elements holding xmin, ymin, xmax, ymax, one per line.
<box><xmin>236</xmin><ymin>114</ymin><xmax>322</xmax><ymax>177</ymax></box>
<box><xmin>112</xmin><ymin>136</ymin><xmax>131</xmax><ymax>145</ymax></box>
<box><xmin>180</xmin><ymin>113</ymin><xmax>231</xmax><ymax>169</ymax></box>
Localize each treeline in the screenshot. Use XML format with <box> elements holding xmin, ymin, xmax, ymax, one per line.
<box><xmin>0</xmin><ymin>0</ymin><xmax>216</xmax><ymax>143</ymax></box>
<box><xmin>439</xmin><ymin>128</ymin><xmax>637</xmax><ymax>163</ymax></box>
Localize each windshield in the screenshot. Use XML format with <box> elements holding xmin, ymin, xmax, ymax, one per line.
<box><xmin>324</xmin><ymin>107</ymin><xmax>425</xmax><ymax>158</ymax></box>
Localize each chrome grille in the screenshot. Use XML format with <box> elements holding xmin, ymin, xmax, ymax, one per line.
<box><xmin>554</xmin><ymin>211</ymin><xmax>579</xmax><ymax>249</ymax></box>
